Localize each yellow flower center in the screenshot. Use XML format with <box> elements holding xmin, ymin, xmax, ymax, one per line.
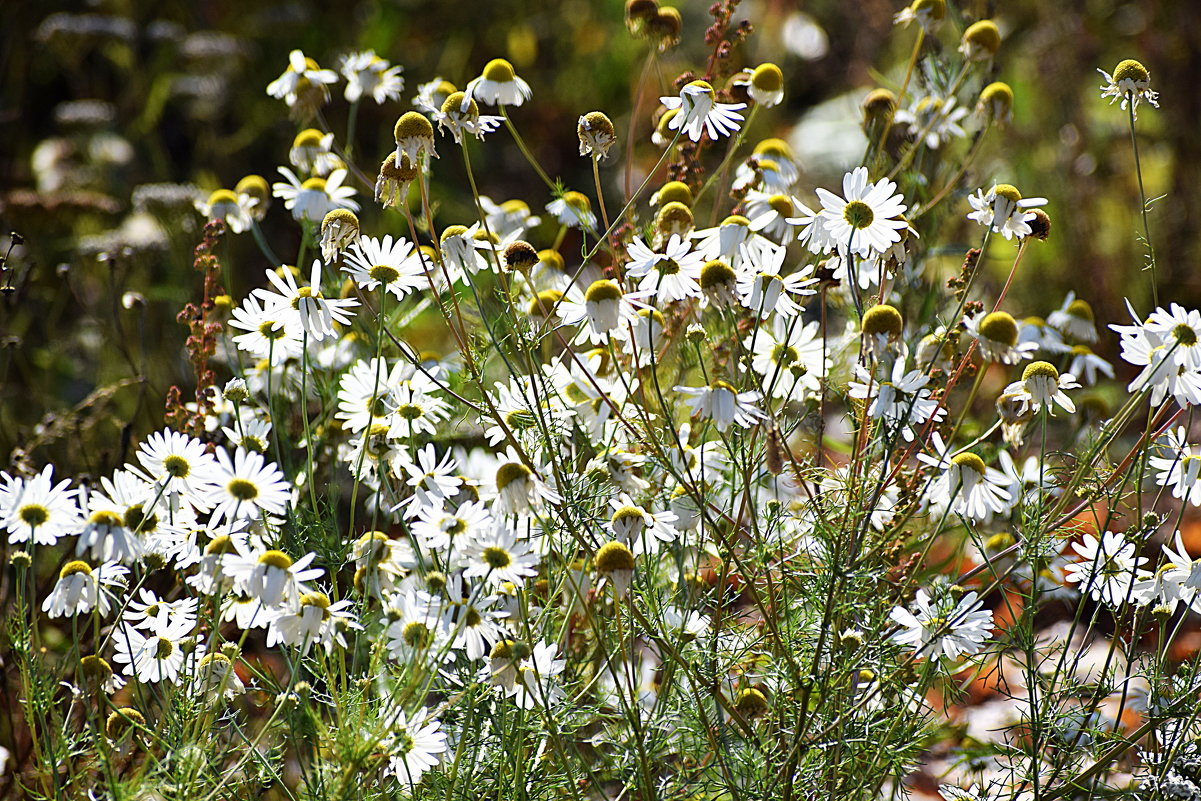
<box><xmin>843</xmin><ymin>200</ymin><xmax>874</xmax><ymax>230</ymax></box>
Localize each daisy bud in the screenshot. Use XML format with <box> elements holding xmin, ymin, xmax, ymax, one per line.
<box><xmin>960</xmin><ymin>20</ymin><xmax>1001</xmax><ymax>62</ymax></box>
<box><xmin>655</xmin><ymin>201</ymin><xmax>694</xmax><ymax>239</ymax></box>
<box><xmin>734</xmin><ymin>687</ymin><xmax>769</xmax><ymax>717</ymax></box>
<box><xmin>700</xmin><ymin>259</ymin><xmax>738</xmax><ymax>306</ymax></box>
<box><xmin>1027</xmin><ymin>209</ymin><xmax>1051</xmax><ymax>241</ymax></box>
<box><xmin>10</xmin><ymin>551</ymin><xmax>31</xmax><ymax>569</ymax></box>
<box><xmin>220</xmin><ymin>642</ymin><xmax>241</xmax><ymax>659</ymax></box>
<box><xmin>106</xmin><ymin>707</ymin><xmax>146</xmax><ymax>740</ymax></box>
<box><xmin>80</xmin><ymin>654</ymin><xmax>113</xmax><ymax>692</ymax></box>
<box><xmin>236</xmin><ymin>175</ymin><xmax>271</xmax><ymax>220</ymax></box>
<box><xmin>625</xmin><ymin>0</ymin><xmax>660</xmax><ymax>35</ymax></box>
<box><xmin>320</xmin><ymin>208</ymin><xmax>359</xmax><ymax>263</ymax></box>
<box><xmin>503</xmin><ymin>240</ymin><xmax>539</xmax><ymax>273</ymax></box>
<box><xmin>578</xmin><ymin>111</ymin><xmax>618</xmax><ymax>159</ymax></box>
<box><xmin>647</xmin><ymin>6</ymin><xmax>682</xmax><ymax>51</ymax></box>
<box><xmin>651</xmin><ymin>180</ymin><xmax>694</xmax><ymax>208</ymax></box>
<box><xmin>594</xmin><ymin>540</ymin><xmax>636</xmax><ymax>598</ymax></box>
<box><xmin>838</xmin><ymin>629</ymin><xmax>864</xmax><ymax>649</ymax></box>
<box><xmin>394</xmin><ymin>110</ymin><xmax>437</xmax><ymax>163</ymax></box>
<box><xmin>978</xmin><ymin>81</ymin><xmax>1014</xmax><ymax>125</ymax></box>
<box><xmin>748</xmin><ymin>63</ymin><xmax>784</xmax><ymax>107</ymax></box>
<box><xmin>685</xmin><ymin>323</ymin><xmax>707</xmax><ymax>345</ymax></box>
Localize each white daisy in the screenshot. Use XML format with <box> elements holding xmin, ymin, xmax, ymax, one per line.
<box><xmin>1</xmin><ymin>464</ymin><xmax>81</xmax><ymax>546</ymax></box>
<box><xmin>1150</xmin><ymin>427</ymin><xmax>1201</xmax><ymax>507</ymax></box>
<box><xmin>229</xmin><ymin>293</ymin><xmax>304</xmax><ymax>362</ymax></box>
<box><xmin>339</xmin><ymin>50</ymin><xmax>404</xmax><ymax>104</ymax></box>
<box><xmin>267</xmin><ymin>592</ymin><xmax>360</xmax><ymax>654</ymax></box>
<box><xmin>265</xmin><ymin>49</ymin><xmax>338</xmax><ymax>111</ymax></box>
<box><xmin>625</xmin><ymin>234</ymin><xmax>704</xmax><ymax>302</ymax></box>
<box><xmin>464</xmin><ymin>524</ymin><xmax>540</xmax><ymax>587</ymax></box>
<box><xmin>1047</xmin><ymin>292</ymin><xmax>1099</xmax><ymax>343</ymax></box>
<box><xmin>918</xmin><ymin>434</ymin><xmax>1015</xmax><ymax>523</ymax></box>
<box><xmin>433</xmin><ymin>91</ymin><xmax>503</xmax><ymax>144</ymax></box>
<box><xmin>674</xmin><ymin>381</ymin><xmax>765</xmax><ymax>433</ymax></box>
<box><xmin>816</xmin><ymin>167</ymin><xmax>908</xmax><ymax>258</ymax></box>
<box><xmin>545</xmin><ymin>191</ymin><xmax>597</xmax><ymax>230</ymax></box>
<box><xmin>272</xmin><ymin>167</ymin><xmax>359</xmax><ymax>222</ymax></box>
<box><xmin>963</xmin><ymin>311</ymin><xmax>1039</xmax><ymax>364</ymax></box>
<box><xmin>222</xmin><ymin>546</ymin><xmax>323</xmax><ymax>611</ymax></box>
<box><xmin>195</xmin><ymin>189</ymin><xmax>251</xmax><ymax>234</ymax></box>
<box><xmin>1001</xmin><ymin>361</ymin><xmax>1080</xmax><ymax>416</ymax></box>
<box><xmin>206</xmin><ymin>448</ymin><xmax>291</xmax><ymax>524</ymax></box>
<box><xmin>1064</xmin><ymin>531</ymin><xmax>1152</xmax><ymax>608</ymax></box>
<box><xmin>1098</xmin><ymin>59</ymin><xmax>1159</xmax><ymax>119</ymax></box>
<box><xmin>254</xmin><ymin>260</ymin><xmax>358</xmax><ymax>342</ymax></box>
<box><xmin>111</xmin><ymin>616</ymin><xmax>198</xmax><ymax>685</ymax></box>
<box><xmin>659</xmin><ymin>80</ymin><xmax>745</xmax><ymax>143</ymax></box>
<box><xmin>136</xmin><ymin>428</ymin><xmax>218</xmax><ymax>505</ymax></box>
<box><xmin>966</xmin><ymin>184</ymin><xmax>1046</xmax><ymax>241</ymax></box>
<box><xmin>41</xmin><ymin>560</ymin><xmax>128</xmax><ymax>618</ymax></box>
<box><xmin>890</xmin><ymin>589</ymin><xmax>992</xmax><ymax>661</ymax></box>
<box><xmin>465</xmin><ymin>58</ymin><xmax>532</xmax><ymax>107</ymax></box>
<box><xmin>381</xmin><ymin>706</ymin><xmax>448</xmax><ymax>785</ymax></box>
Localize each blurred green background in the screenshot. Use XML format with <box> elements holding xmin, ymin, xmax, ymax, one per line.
<box><xmin>1</xmin><ymin>0</ymin><xmax>1197</xmax><ymax>470</ymax></box>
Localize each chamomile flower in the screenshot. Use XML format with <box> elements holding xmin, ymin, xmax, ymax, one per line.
<box><xmin>625</xmin><ymin>234</ymin><xmax>704</xmax><ymax>302</ymax></box>
<box><xmin>919</xmin><ymin>434</ymin><xmax>1015</xmax><ymax>522</ymax></box>
<box><xmin>1140</xmin><ymin>303</ymin><xmax>1201</xmax><ymax>371</ymax></box>
<box><xmin>690</xmin><ymin>215</ymin><xmax>775</xmax><ymax>270</ymax></box>
<box><xmin>557</xmin><ymin>279</ymin><xmax>650</xmax><ymax>344</ymax></box>
<box><xmin>344</xmin><ymin>234</ymin><xmax>426</xmax><ymax>299</ymax></box>
<box><xmin>741</xmin><ymin>62</ymin><xmax>785</xmax><ymax>107</ymax></box>
<box><xmin>1064</xmin><ymin>531</ymin><xmax>1151</xmax><ymax>608</ymax></box>
<box><xmin>743</xmin><ymin>190</ymin><xmax>811</xmax><ymax>242</ymax></box>
<box><xmin>507</xmin><ymin>640</ymin><xmax>566</xmax><ymax>709</ymax></box>
<box><xmin>385</xmin><ymin>590</ymin><xmax>451</xmax><ymax>663</ymax></box>
<box><xmin>1160</xmin><ymin>530</ymin><xmax>1201</xmax><ymax>611</ymax></box>
<box><xmin>1002</xmin><ymin>361</ymin><xmax>1080</xmax><ymax>416</ymax></box>
<box><xmin>848</xmin><ymin>360</ymin><xmax>945</xmax><ymax>442</ymax></box>
<box><xmin>964</xmin><ymin>311</ymin><xmax>1038</xmax><ymax>364</ymax></box>
<box><xmin>255</xmin><ymin>260</ymin><xmax>358</xmax><ymax>342</ymax></box>
<box><xmin>966</xmin><ymin>184</ymin><xmax>1047</xmax><ymax>241</ymax></box>
<box><xmin>195</xmin><ymin>189</ymin><xmax>251</xmax><ymax>234</ymax></box>
<box><xmin>464</xmin><ymin>524</ymin><xmax>540</xmax><ymax>587</ymax></box>
<box><xmin>434</xmin><ymin>91</ymin><xmax>503</xmax><ymax>143</ymax></box>
<box><xmin>206</xmin><ymin>448</ymin><xmax>291</xmax><ymax>524</ymax></box>
<box><xmin>267</xmin><ymin>592</ymin><xmax>360</xmax><ymax>654</ymax></box>
<box><xmin>607</xmin><ymin>493</ymin><xmax>679</xmax><ymax>555</ymax></box>
<box><xmin>1047</xmin><ymin>292</ymin><xmax>1099</xmax><ymax>343</ymax></box>
<box><xmin>229</xmin><ymin>293</ymin><xmax>304</xmax><ymax>362</ymax></box>
<box><xmin>1150</xmin><ymin>427</ymin><xmax>1201</xmax><ymax>507</ymax></box>
<box><xmin>2</xmin><ymin>464</ymin><xmax>81</xmax><ymax>546</ymax></box>
<box><xmin>1067</xmin><ymin>345</ymin><xmax>1114</xmax><ymax>385</ymax></box>
<box><xmin>381</xmin><ymin>706</ymin><xmax>448</xmax><ymax>784</ymax></box>
<box><xmin>491</xmin><ymin>456</ymin><xmax>561</xmax><ymax>515</ymax></box>
<box><xmin>288</xmin><ymin>129</ymin><xmax>342</xmax><ymax>176</ymax></box>
<box><xmin>578</xmin><ymin>111</ymin><xmax>618</xmax><ymax>158</ymax></box>
<box><xmin>466</xmin><ymin>58</ymin><xmax>532</xmax><ymax>107</ymax></box>
<box><xmin>78</xmin><ymin>490</ymin><xmax>143</xmax><ymax>564</ymax></box>
<box><xmin>745</xmin><ymin>317</ymin><xmax>827</xmax><ymax>401</ymax></box>
<box><xmin>893</xmin><ymin>95</ymin><xmax>968</xmax><ymax>149</ymax></box>
<box><xmin>890</xmin><ymin>588</ymin><xmax>993</xmax><ymax>661</ymax></box>
<box><xmin>1098</xmin><ymin>59</ymin><xmax>1159</xmax><ymax>118</ymax></box>
<box><xmin>111</xmin><ymin>616</ymin><xmax>198</xmax><ymax>685</ymax></box>
<box><xmin>223</xmin><ymin>546</ymin><xmax>323</xmax><ymax>611</ymax></box>
<box><xmin>124</xmin><ymin>588</ymin><xmax>198</xmax><ymax>631</ymax></box>
<box><xmin>136</xmin><ymin>428</ymin><xmax>218</xmax><ymax>503</ymax></box>
<box><xmin>816</xmin><ymin>167</ymin><xmax>908</xmax><ymax>258</ymax></box>
<box><xmin>265</xmin><ymin>50</ymin><xmax>339</xmax><ymax>118</ymax></box>
<box><xmin>42</xmin><ymin>560</ymin><xmax>128</xmax><ymax>618</ymax></box>
<box><xmin>545</xmin><ymin>191</ymin><xmax>597</xmax><ymax>230</ymax></box>
<box><xmin>736</xmin><ymin>241</ymin><xmax>817</xmax><ymax>318</ymax></box>
<box><xmin>339</xmin><ymin>50</ymin><xmax>404</xmax><ymax>104</ymax></box>
<box><xmin>196</xmin><ymin>653</ymin><xmax>245</xmax><ymax>703</ymax></box>
<box><xmin>272</xmin><ymin>167</ymin><xmax>359</xmax><ymax>222</ymax></box>
<box><xmin>659</xmin><ymin>80</ymin><xmax>745</xmax><ymax>143</ymax></box>
<box><xmin>674</xmin><ymin>381</ymin><xmax>765</xmax><ymax>433</ymax></box>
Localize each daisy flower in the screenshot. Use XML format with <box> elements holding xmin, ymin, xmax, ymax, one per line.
<box><xmin>412</xmin><ymin>77</ymin><xmax>457</xmax><ymax>114</ymax></box>
<box><xmin>254</xmin><ymin>260</ymin><xmax>358</xmax><ymax>342</ymax></box>
<box><xmin>1140</xmin><ymin>303</ymin><xmax>1201</xmax><ymax>371</ymax></box>
<box><xmin>464</xmin><ymin>524</ymin><xmax>540</xmax><ymax>587</ymax></box>
<box><xmin>816</xmin><ymin>167</ymin><xmax>908</xmax><ymax>258</ymax></box>
<box><xmin>507</xmin><ymin>640</ymin><xmax>566</xmax><ymax>709</ymax></box>
<box><xmin>625</xmin><ymin>234</ymin><xmax>704</xmax><ymax>302</ymax></box>
<box><xmin>466</xmin><ymin>58</ymin><xmax>532</xmax><ymax>107</ymax></box>
<box><xmin>556</xmin><ymin>280</ymin><xmax>650</xmax><ymax>345</ymax></box>
<box><xmin>607</xmin><ymin>493</ymin><xmax>679</xmax><ymax>555</ymax></box>
<box><xmin>222</xmin><ymin>546</ymin><xmax>324</xmax><ymax>611</ymax></box>
<box><xmin>1001</xmin><ymin>361</ymin><xmax>1080</xmax><ymax>416</ymax></box>
<box><xmin>78</xmin><ymin>489</ymin><xmax>143</xmax><ymax>565</ymax></box>
<box><xmin>491</xmin><ymin>457</ymin><xmax>560</xmax><ymax>516</ymax></box>
<box><xmin>578</xmin><ymin>111</ymin><xmax>618</xmax><ymax>158</ymax></box>
<box><xmin>1</xmin><ymin>464</ymin><xmax>81</xmax><ymax>546</ymax></box>
<box><xmin>893</xmin><ymin>95</ymin><xmax>968</xmax><ymax>150</ymax></box>
<box><xmin>743</xmin><ymin>190</ymin><xmax>811</xmax><ymax>242</ymax></box>
<box><xmin>433</xmin><ymin>91</ymin><xmax>503</xmax><ymax>144</ymax></box>
<box><xmin>265</xmin><ymin>49</ymin><xmax>338</xmax><ymax>116</ymax></box>
<box><xmin>1098</xmin><ymin>59</ymin><xmax>1159</xmax><ymax>118</ymax></box>
<box><xmin>736</xmin><ymin>241</ymin><xmax>816</xmax><ymax>318</ymax></box>
<box><xmin>890</xmin><ymin>588</ymin><xmax>993</xmax><ymax>661</ymax></box>
<box><xmin>966</xmin><ymin>184</ymin><xmax>1047</xmax><ymax>241</ymax></box>
<box><xmin>1160</xmin><ymin>530</ymin><xmax>1201</xmax><ymax>611</ymax></box>
<box><xmin>1150</xmin><ymin>427</ymin><xmax>1201</xmax><ymax>507</ymax></box>
<box><xmin>288</xmin><ymin>129</ymin><xmax>342</xmax><ymax>176</ymax></box>
<box><xmin>1018</xmin><ymin>316</ymin><xmax>1071</xmax><ymax>356</ymax></box>
<box><xmin>385</xmin><ymin>590</ymin><xmax>453</xmax><ymax>663</ymax></box>
<box><xmin>381</xmin><ymin>706</ymin><xmax>448</xmax><ymax>785</ymax></box>
<box><xmin>267</xmin><ymin>592</ymin><xmax>361</xmax><ymax>654</ymax></box>
<box><xmin>674</xmin><ymin>381</ymin><xmax>765</xmax><ymax>433</ymax></box>
<box><xmin>1067</xmin><ymin>345</ymin><xmax>1115</xmax><ymax>386</ymax></box>
<box><xmin>739</xmin><ymin>62</ymin><xmax>785</xmax><ymax>107</ymax></box>
<box><xmin>343</xmin><ymin>234</ymin><xmax>425</xmax><ymax>298</ymax></box>
<box><xmin>339</xmin><ymin>50</ymin><xmax>404</xmax><ymax>104</ymax></box>
<box><xmin>545</xmin><ymin>191</ymin><xmax>597</xmax><ymax>230</ymax></box>
<box><xmin>272</xmin><ymin>167</ymin><xmax>359</xmax><ymax>222</ymax></box>
<box><xmin>690</xmin><ymin>215</ymin><xmax>775</xmax><ymax>270</ymax></box>
<box><xmin>744</xmin><ymin>317</ymin><xmax>827</xmax><ymax>401</ymax></box>
<box><xmin>229</xmin><ymin>293</ymin><xmax>304</xmax><ymax>362</ymax></box>
<box><xmin>964</xmin><ymin>311</ymin><xmax>1038</xmax><ymax>364</ymax></box>
<box><xmin>918</xmin><ymin>434</ymin><xmax>1016</xmax><ymax>522</ymax></box>
<box><xmin>1064</xmin><ymin>531</ymin><xmax>1152</xmax><ymax>608</ymax></box>
<box><xmin>41</xmin><ymin>560</ymin><xmax>128</xmax><ymax>618</ymax></box>
<box><xmin>196</xmin><ymin>653</ymin><xmax>246</xmax><ymax>703</ymax></box>
<box><xmin>206</xmin><ymin>448</ymin><xmax>291</xmax><ymax>524</ymax></box>
<box><xmin>123</xmin><ymin>588</ymin><xmax>198</xmax><ymax>631</ymax></box>
<box><xmin>1047</xmin><ymin>292</ymin><xmax>1099</xmax><ymax>343</ymax></box>
<box><xmin>195</xmin><ymin>189</ymin><xmax>250</xmax><ymax>234</ymax></box>
<box><xmin>111</xmin><ymin>616</ymin><xmax>198</xmax><ymax>685</ymax></box>
<box><xmin>136</xmin><ymin>428</ymin><xmax>218</xmax><ymax>504</ymax></box>
<box><xmin>848</xmin><ymin>360</ymin><xmax>945</xmax><ymax>442</ymax></box>
<box><xmin>659</xmin><ymin>80</ymin><xmax>745</xmax><ymax>143</ymax></box>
